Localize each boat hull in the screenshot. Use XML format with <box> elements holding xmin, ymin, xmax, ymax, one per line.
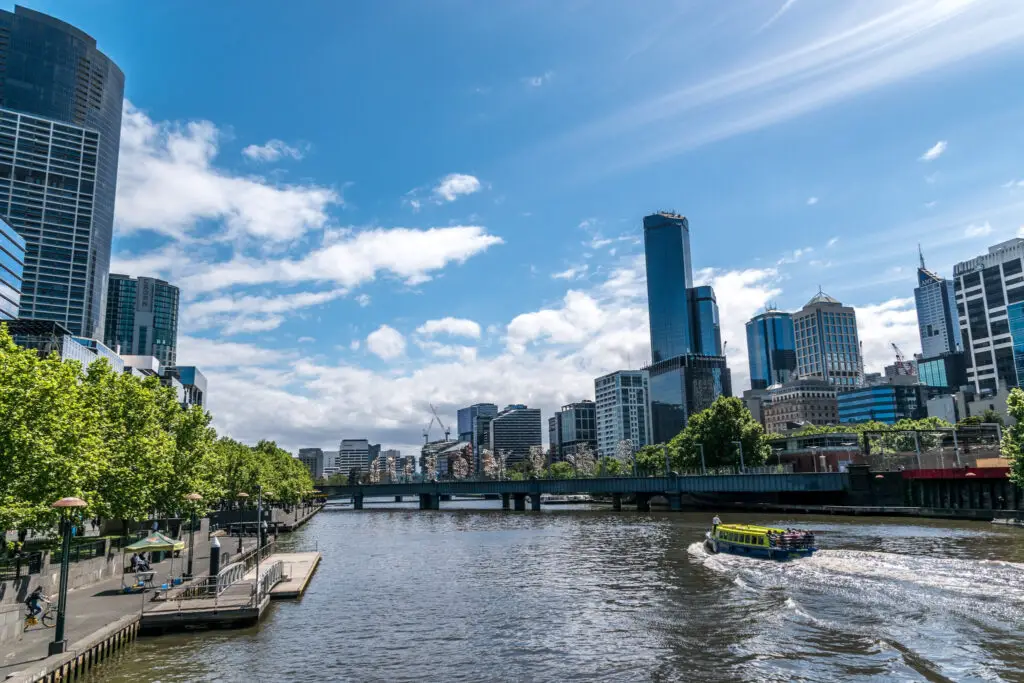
<box><xmin>704</xmin><ymin>532</ymin><xmax>815</xmax><ymax>561</ymax></box>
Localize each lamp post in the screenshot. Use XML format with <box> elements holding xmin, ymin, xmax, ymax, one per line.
<box><xmin>236</xmin><ymin>492</ymin><xmax>249</xmax><ymax>553</ymax></box>
<box><xmin>732</xmin><ymin>440</ymin><xmax>745</xmax><ymax>473</ymax></box>
<box><xmin>184</xmin><ymin>493</ymin><xmax>203</xmax><ymax>578</ymax></box>
<box><xmin>49</xmin><ymin>496</ymin><xmax>87</xmax><ymax>656</ymax></box>
<box><xmin>696</xmin><ymin>442</ymin><xmax>706</xmax><ymax>475</ymax></box>
<box><xmin>255</xmin><ymin>484</ymin><xmax>263</xmax><ymax>604</ymax></box>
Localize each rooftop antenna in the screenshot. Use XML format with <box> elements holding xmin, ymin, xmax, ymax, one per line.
<box><xmin>918</xmin><ymin>243</ymin><xmax>926</xmax><ymax>270</ymax></box>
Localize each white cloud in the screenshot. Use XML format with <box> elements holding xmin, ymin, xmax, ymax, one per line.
<box><xmin>826</xmin><ymin>237</ymin><xmax>839</xmax><ymax>248</ymax></box>
<box><xmin>297</xmin><ymin>336</ymin><xmax>315</xmax><ymax>344</ymax></box>
<box><xmin>1003</xmin><ymin>179</ymin><xmax>1024</xmax><ymax>189</ymax></box>
<box><xmin>854</xmin><ymin>297</ymin><xmax>921</xmax><ymax>374</ymax></box>
<box><xmin>523</xmin><ymin>71</ymin><xmax>554</xmax><ymax>87</ymax></box>
<box><xmin>366</xmin><ymin>325</ymin><xmax>406</xmax><ymax>360</ymax></box>
<box><xmin>416</xmin><ymin>317</ymin><xmax>482</xmax><ymax>339</ymax></box>
<box><xmin>242</xmin><ymin>139</ymin><xmax>307</xmax><ymax>162</ymax></box>
<box><xmin>415</xmin><ymin>340</ymin><xmax>478</xmax><ymax>363</ymax></box>
<box><xmin>433</xmin><ymin>174</ymin><xmax>482</xmax><ymax>202</ymax></box>
<box><xmin>776</xmin><ymin>247</ymin><xmax>813</xmax><ymax>265</ymax></box>
<box><xmin>806</xmin><ymin>196</ymin><xmax>818</xmax><ymax>205</ymax></box>
<box><xmin>184</xmin><ymin>289</ymin><xmax>345</xmax><ymax>334</ymax></box>
<box><xmin>349</xmin><ymin>340</ymin><xmax>361</xmax><ymax>351</ymax></box>
<box><xmin>177</xmin><ymin>335</ymin><xmax>289</xmax><ymax>368</ymax></box>
<box><xmin>506</xmin><ymin>291</ymin><xmax>609</xmax><ymax>353</ymax></box>
<box><xmin>354</xmin><ymin>293</ymin><xmax>371</xmax><ymax>307</ymax></box>
<box><xmin>116</xmin><ymin>102</ymin><xmax>338</xmax><ymax>242</ymax></box>
<box><xmin>920</xmin><ymin>140</ymin><xmax>948</xmax><ymax>162</ymax></box>
<box><xmin>964</xmin><ymin>221</ymin><xmax>993</xmax><ymax>238</ymax></box>
<box><xmin>552</xmin><ymin>265</ymin><xmax>589</xmax><ymax>280</ymax></box>
<box><xmin>180</xmin><ymin>225</ymin><xmax>503</xmax><ymax>294</ymax></box>
<box><xmin>757</xmin><ymin>0</ymin><xmax>799</xmax><ymax>33</ymax></box>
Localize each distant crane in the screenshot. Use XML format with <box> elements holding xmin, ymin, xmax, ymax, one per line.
<box><xmin>891</xmin><ymin>343</ymin><xmax>917</xmax><ymax>376</ymax></box>
<box><xmin>422</xmin><ymin>415</ymin><xmax>436</xmax><ymax>444</ymax></box>
<box><xmin>429</xmin><ymin>403</ymin><xmax>451</xmax><ymax>441</ymax></box>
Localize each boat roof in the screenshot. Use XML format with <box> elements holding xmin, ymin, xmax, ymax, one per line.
<box><xmin>717</xmin><ymin>523</ymin><xmax>787</xmax><ymax>534</ymax></box>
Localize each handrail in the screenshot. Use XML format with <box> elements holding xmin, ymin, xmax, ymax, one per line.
<box><xmin>250</xmin><ymin>560</ymin><xmax>283</xmax><ymax>606</ymax></box>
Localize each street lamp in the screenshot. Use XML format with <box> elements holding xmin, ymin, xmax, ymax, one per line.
<box><xmin>732</xmin><ymin>440</ymin><xmax>745</xmax><ymax>473</ymax></box>
<box><xmin>254</xmin><ymin>484</ymin><xmax>263</xmax><ymax>604</ymax></box>
<box><xmin>50</xmin><ymin>496</ymin><xmax>87</xmax><ymax>655</ymax></box>
<box><xmin>695</xmin><ymin>443</ymin><xmax>707</xmax><ymax>476</ymax></box>
<box><xmin>236</xmin><ymin>492</ymin><xmax>249</xmax><ymax>553</ymax></box>
<box><xmin>184</xmin><ymin>493</ymin><xmax>203</xmax><ymax>578</ymax></box>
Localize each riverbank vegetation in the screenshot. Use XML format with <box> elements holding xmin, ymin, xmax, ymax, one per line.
<box><xmin>0</xmin><ymin>326</ymin><xmax>313</xmax><ymax>540</ymax></box>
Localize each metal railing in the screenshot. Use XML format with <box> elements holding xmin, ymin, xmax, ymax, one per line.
<box><xmin>0</xmin><ymin>551</ymin><xmax>44</xmax><ymax>581</ymax></box>
<box><xmin>252</xmin><ymin>560</ymin><xmax>283</xmax><ymax>606</ymax></box>
<box><xmin>65</xmin><ymin>538</ymin><xmax>108</xmax><ymax>564</ymax></box>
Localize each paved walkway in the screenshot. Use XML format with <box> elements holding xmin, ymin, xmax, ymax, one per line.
<box><xmin>0</xmin><ymin>536</ymin><xmax>255</xmax><ymax>678</ymax></box>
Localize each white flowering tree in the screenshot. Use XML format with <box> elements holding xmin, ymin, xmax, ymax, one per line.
<box><xmin>567</xmin><ymin>443</ymin><xmax>596</xmax><ymax>477</ymax></box>
<box><xmin>423</xmin><ymin>453</ymin><xmax>437</xmax><ymax>482</ymax></box>
<box><xmin>497</xmin><ymin>449</ymin><xmax>510</xmax><ymax>480</ymax></box>
<box><xmin>385</xmin><ymin>454</ymin><xmax>397</xmax><ymax>482</ymax></box>
<box><xmin>616</xmin><ymin>439</ymin><xmax>636</xmax><ymax>475</ymax></box>
<box><xmin>528</xmin><ymin>445</ymin><xmax>546</xmax><ymax>475</ymax></box>
<box><xmin>369</xmin><ymin>456</ymin><xmax>381</xmax><ymax>484</ymax></box>
<box><xmin>481</xmin><ymin>449</ymin><xmax>498</xmax><ymax>479</ymax></box>
<box><xmin>451</xmin><ymin>454</ymin><xmax>470</xmax><ymax>479</ymax></box>
<box><xmin>403</xmin><ymin>458</ymin><xmax>414</xmax><ymax>482</ymax></box>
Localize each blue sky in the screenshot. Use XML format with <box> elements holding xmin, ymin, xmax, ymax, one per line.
<box><xmin>14</xmin><ymin>0</ymin><xmax>1024</xmax><ymax>453</ymax></box>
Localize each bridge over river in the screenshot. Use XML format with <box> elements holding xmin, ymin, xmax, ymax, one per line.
<box><xmin>318</xmin><ymin>471</ymin><xmax>852</xmax><ymax>511</ymax></box>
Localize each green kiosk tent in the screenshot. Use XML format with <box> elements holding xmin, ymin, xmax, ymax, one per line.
<box><xmin>122</xmin><ymin>532</ymin><xmax>186</xmax><ymax>591</ymax></box>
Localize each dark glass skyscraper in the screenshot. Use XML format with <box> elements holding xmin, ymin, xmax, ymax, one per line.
<box><xmin>0</xmin><ymin>215</ymin><xmax>25</xmax><ymax>320</ymax></box>
<box><xmin>104</xmin><ymin>274</ymin><xmax>180</xmax><ymax>367</ymax></box>
<box><xmin>642</xmin><ymin>212</ymin><xmax>730</xmax><ymax>443</ymax></box>
<box><xmin>915</xmin><ymin>249</ymin><xmax>962</xmax><ymax>358</ymax></box>
<box><xmin>0</xmin><ymin>6</ymin><xmax>124</xmax><ymax>338</ymax></box>
<box><xmin>746</xmin><ymin>309</ymin><xmax>797</xmax><ymax>390</ymax></box>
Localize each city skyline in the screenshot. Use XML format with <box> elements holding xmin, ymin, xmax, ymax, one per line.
<box><xmin>9</xmin><ymin>1</ymin><xmax>1024</xmax><ymax>455</ymax></box>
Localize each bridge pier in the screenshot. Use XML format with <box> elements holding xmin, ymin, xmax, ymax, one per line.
<box><xmin>419</xmin><ymin>494</ymin><xmax>441</xmax><ymax>510</ymax></box>
<box><xmin>513</xmin><ymin>493</ymin><xmax>526</xmax><ymax>511</ymax></box>
<box><xmin>353</xmin><ymin>494</ymin><xmax>364</xmax><ymax>510</ymax></box>
<box><xmin>531</xmin><ymin>494</ymin><xmax>541</xmax><ymax>511</ymax></box>
<box><xmin>612</xmin><ymin>493</ymin><xmax>622</xmax><ymax>511</ymax></box>
<box><xmin>635</xmin><ymin>494</ymin><xmax>651</xmax><ymax>512</ymax></box>
<box><xmin>440</xmin><ymin>494</ymin><xmax>452</xmax><ymax>501</ymax></box>
<box><xmin>501</xmin><ymin>493</ymin><xmax>510</xmax><ymax>510</ymax></box>
<box><xmin>668</xmin><ymin>494</ymin><xmax>682</xmax><ymax>511</ymax></box>
<box><xmin>395</xmin><ymin>495</ymin><xmax>403</xmax><ymax>503</ymax></box>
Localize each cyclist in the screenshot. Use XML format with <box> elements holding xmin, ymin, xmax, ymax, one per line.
<box><xmin>25</xmin><ymin>586</ymin><xmax>48</xmax><ymax>619</ymax></box>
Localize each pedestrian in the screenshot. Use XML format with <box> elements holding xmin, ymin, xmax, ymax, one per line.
<box><xmin>130</xmin><ymin>553</ymin><xmax>140</xmax><ymax>573</ymax></box>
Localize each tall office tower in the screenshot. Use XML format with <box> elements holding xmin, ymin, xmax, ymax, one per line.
<box><xmin>746</xmin><ymin>309</ymin><xmax>797</xmax><ymax>390</ymax></box>
<box><xmin>915</xmin><ymin>249</ymin><xmax>962</xmax><ymax>357</ymax></box>
<box><xmin>953</xmin><ymin>238</ymin><xmax>1024</xmax><ymax>393</ymax></box>
<box><xmin>549</xmin><ymin>400</ymin><xmax>597</xmax><ymax>462</ymax></box>
<box><xmin>594</xmin><ymin>370</ymin><xmax>652</xmax><ymax>461</ymax></box>
<box><xmin>103</xmin><ymin>274</ymin><xmax>180</xmax><ymax>366</ymax></box>
<box><xmin>297</xmin><ymin>448</ymin><xmax>325</xmax><ymax>481</ymax></box>
<box><xmin>793</xmin><ymin>290</ymin><xmax>863</xmax><ymax>392</ymax></box>
<box><xmin>643</xmin><ymin>212</ymin><xmax>730</xmax><ymax>443</ymax></box>
<box><xmin>338</xmin><ymin>439</ymin><xmax>370</xmax><ymax>476</ymax></box>
<box><xmin>0</xmin><ymin>216</ymin><xmax>25</xmax><ymax>320</ymax></box>
<box><xmin>0</xmin><ymin>7</ymin><xmax>124</xmax><ymax>338</ymax></box>
<box><xmin>488</xmin><ymin>404</ymin><xmax>542</xmax><ymax>466</ymax></box>
<box><xmin>457</xmin><ymin>402</ymin><xmax>498</xmax><ymax>472</ymax></box>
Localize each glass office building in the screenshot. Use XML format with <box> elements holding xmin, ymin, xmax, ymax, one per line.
<box><xmin>644</xmin><ymin>212</ymin><xmax>694</xmax><ymax>362</ymax></box>
<box><xmin>688</xmin><ymin>285</ymin><xmax>722</xmax><ymax>356</ymax></box>
<box><xmin>1008</xmin><ymin>301</ymin><xmax>1024</xmax><ymax>390</ymax></box>
<box><xmin>104</xmin><ymin>274</ymin><xmax>180</xmax><ymax>367</ymax></box>
<box><xmin>456</xmin><ymin>402</ymin><xmax>498</xmax><ymax>472</ymax></box>
<box><xmin>0</xmin><ymin>215</ymin><xmax>25</xmax><ymax>320</ymax></box>
<box><xmin>837</xmin><ymin>385</ymin><xmax>926</xmax><ymax>424</ymax></box>
<box><xmin>594</xmin><ymin>370</ymin><xmax>652</xmax><ymax>460</ymax></box>
<box><xmin>916</xmin><ymin>351</ymin><xmax>967</xmax><ymax>390</ymax></box>
<box><xmin>0</xmin><ymin>6</ymin><xmax>124</xmax><ymax>338</ymax></box>
<box><xmin>915</xmin><ymin>250</ymin><xmax>962</xmax><ymax>358</ymax></box>
<box><xmin>648</xmin><ymin>355</ymin><xmax>731</xmax><ymax>443</ymax></box>
<box><xmin>746</xmin><ymin>309</ymin><xmax>797</xmax><ymax>390</ymax></box>
<box><xmin>549</xmin><ymin>400</ymin><xmax>597</xmax><ymax>461</ymax></box>
<box><xmin>794</xmin><ymin>291</ymin><xmax>863</xmax><ymax>392</ymax></box>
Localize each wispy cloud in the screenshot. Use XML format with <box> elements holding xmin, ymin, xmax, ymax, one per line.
<box><xmin>920</xmin><ymin>140</ymin><xmax>947</xmax><ymax>162</ymax></box>
<box><xmin>434</xmin><ymin>173</ymin><xmax>482</xmax><ymax>202</ymax></box>
<box><xmin>826</xmin><ymin>237</ymin><xmax>839</xmax><ymax>248</ymax></box>
<box><xmin>964</xmin><ymin>221</ymin><xmax>993</xmax><ymax>238</ymax></box>
<box><xmin>806</xmin><ymin>196</ymin><xmax>819</xmax><ymax>206</ymax></box>
<box><xmin>523</xmin><ymin>71</ymin><xmax>554</xmax><ymax>87</ymax></box>
<box><xmin>552</xmin><ymin>265</ymin><xmax>589</xmax><ymax>280</ymax></box>
<box><xmin>242</xmin><ymin>139</ymin><xmax>307</xmax><ymax>162</ymax></box>
<box><xmin>757</xmin><ymin>0</ymin><xmax>799</xmax><ymax>34</ymax></box>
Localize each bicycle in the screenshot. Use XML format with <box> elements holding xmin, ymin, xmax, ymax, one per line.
<box><xmin>24</xmin><ymin>602</ymin><xmax>56</xmax><ymax>630</ymax></box>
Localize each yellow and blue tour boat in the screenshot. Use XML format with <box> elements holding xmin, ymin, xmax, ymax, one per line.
<box><xmin>704</xmin><ymin>519</ymin><xmax>816</xmax><ymax>561</ymax></box>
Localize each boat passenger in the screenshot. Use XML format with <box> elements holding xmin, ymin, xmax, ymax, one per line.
<box><xmin>712</xmin><ymin>515</ymin><xmax>721</xmax><ymax>529</ymax></box>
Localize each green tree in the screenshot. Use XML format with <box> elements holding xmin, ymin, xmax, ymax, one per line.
<box><xmin>634</xmin><ymin>444</ymin><xmax>667</xmax><ymax>475</ymax></box>
<box><xmin>546</xmin><ymin>462</ymin><xmax>575</xmax><ymax>479</ymax></box>
<box><xmin>1002</xmin><ymin>388</ymin><xmax>1024</xmax><ymax>486</ymax></box>
<box><xmin>667</xmin><ymin>396</ymin><xmax>769</xmax><ymax>471</ymax></box>
<box><xmin>596</xmin><ymin>457</ymin><xmax>626</xmax><ymax>476</ymax></box>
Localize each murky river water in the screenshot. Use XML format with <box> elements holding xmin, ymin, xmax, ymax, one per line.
<box><xmin>86</xmin><ymin>500</ymin><xmax>1024</xmax><ymax>682</ymax></box>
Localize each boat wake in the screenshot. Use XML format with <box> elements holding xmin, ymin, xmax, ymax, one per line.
<box><xmin>687</xmin><ymin>542</ymin><xmax>1024</xmax><ymax>682</ymax></box>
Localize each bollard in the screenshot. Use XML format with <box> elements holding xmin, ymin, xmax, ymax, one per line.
<box><xmin>209</xmin><ymin>536</ymin><xmax>221</xmax><ymax>594</ymax></box>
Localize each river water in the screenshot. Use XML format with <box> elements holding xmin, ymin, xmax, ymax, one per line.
<box><xmin>86</xmin><ymin>500</ymin><xmax>1024</xmax><ymax>683</ymax></box>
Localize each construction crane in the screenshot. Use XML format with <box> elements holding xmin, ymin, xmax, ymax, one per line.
<box><xmin>429</xmin><ymin>403</ymin><xmax>451</xmax><ymax>441</ymax></box>
<box><xmin>891</xmin><ymin>343</ymin><xmax>917</xmax><ymax>376</ymax></box>
<box><xmin>422</xmin><ymin>415</ymin><xmax>436</xmax><ymax>444</ymax></box>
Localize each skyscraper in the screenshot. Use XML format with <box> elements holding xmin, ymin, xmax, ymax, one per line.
<box><xmin>594</xmin><ymin>370</ymin><xmax>652</xmax><ymax>461</ymax></box>
<box><xmin>793</xmin><ymin>290</ymin><xmax>863</xmax><ymax>392</ymax></box>
<box><xmin>915</xmin><ymin>249</ymin><xmax>962</xmax><ymax>358</ymax></box>
<box><xmin>456</xmin><ymin>402</ymin><xmax>498</xmax><ymax>472</ymax></box>
<box><xmin>297</xmin><ymin>448</ymin><xmax>325</xmax><ymax>480</ymax></box>
<box><xmin>488</xmin><ymin>405</ymin><xmax>542</xmax><ymax>466</ymax></box>
<box><xmin>104</xmin><ymin>274</ymin><xmax>180</xmax><ymax>367</ymax></box>
<box><xmin>0</xmin><ymin>216</ymin><xmax>25</xmax><ymax>320</ymax></box>
<box><xmin>746</xmin><ymin>309</ymin><xmax>797</xmax><ymax>390</ymax></box>
<box><xmin>0</xmin><ymin>7</ymin><xmax>124</xmax><ymax>338</ymax></box>
<box><xmin>338</xmin><ymin>439</ymin><xmax>370</xmax><ymax>476</ymax></box>
<box><xmin>953</xmin><ymin>238</ymin><xmax>1024</xmax><ymax>393</ymax></box>
<box><xmin>642</xmin><ymin>212</ymin><xmax>730</xmax><ymax>443</ymax></box>
<box><xmin>549</xmin><ymin>400</ymin><xmax>597</xmax><ymax>461</ymax></box>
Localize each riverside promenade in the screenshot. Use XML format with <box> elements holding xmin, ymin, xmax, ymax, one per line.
<box><xmin>0</xmin><ymin>534</ymin><xmax>255</xmax><ymax>679</ymax></box>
